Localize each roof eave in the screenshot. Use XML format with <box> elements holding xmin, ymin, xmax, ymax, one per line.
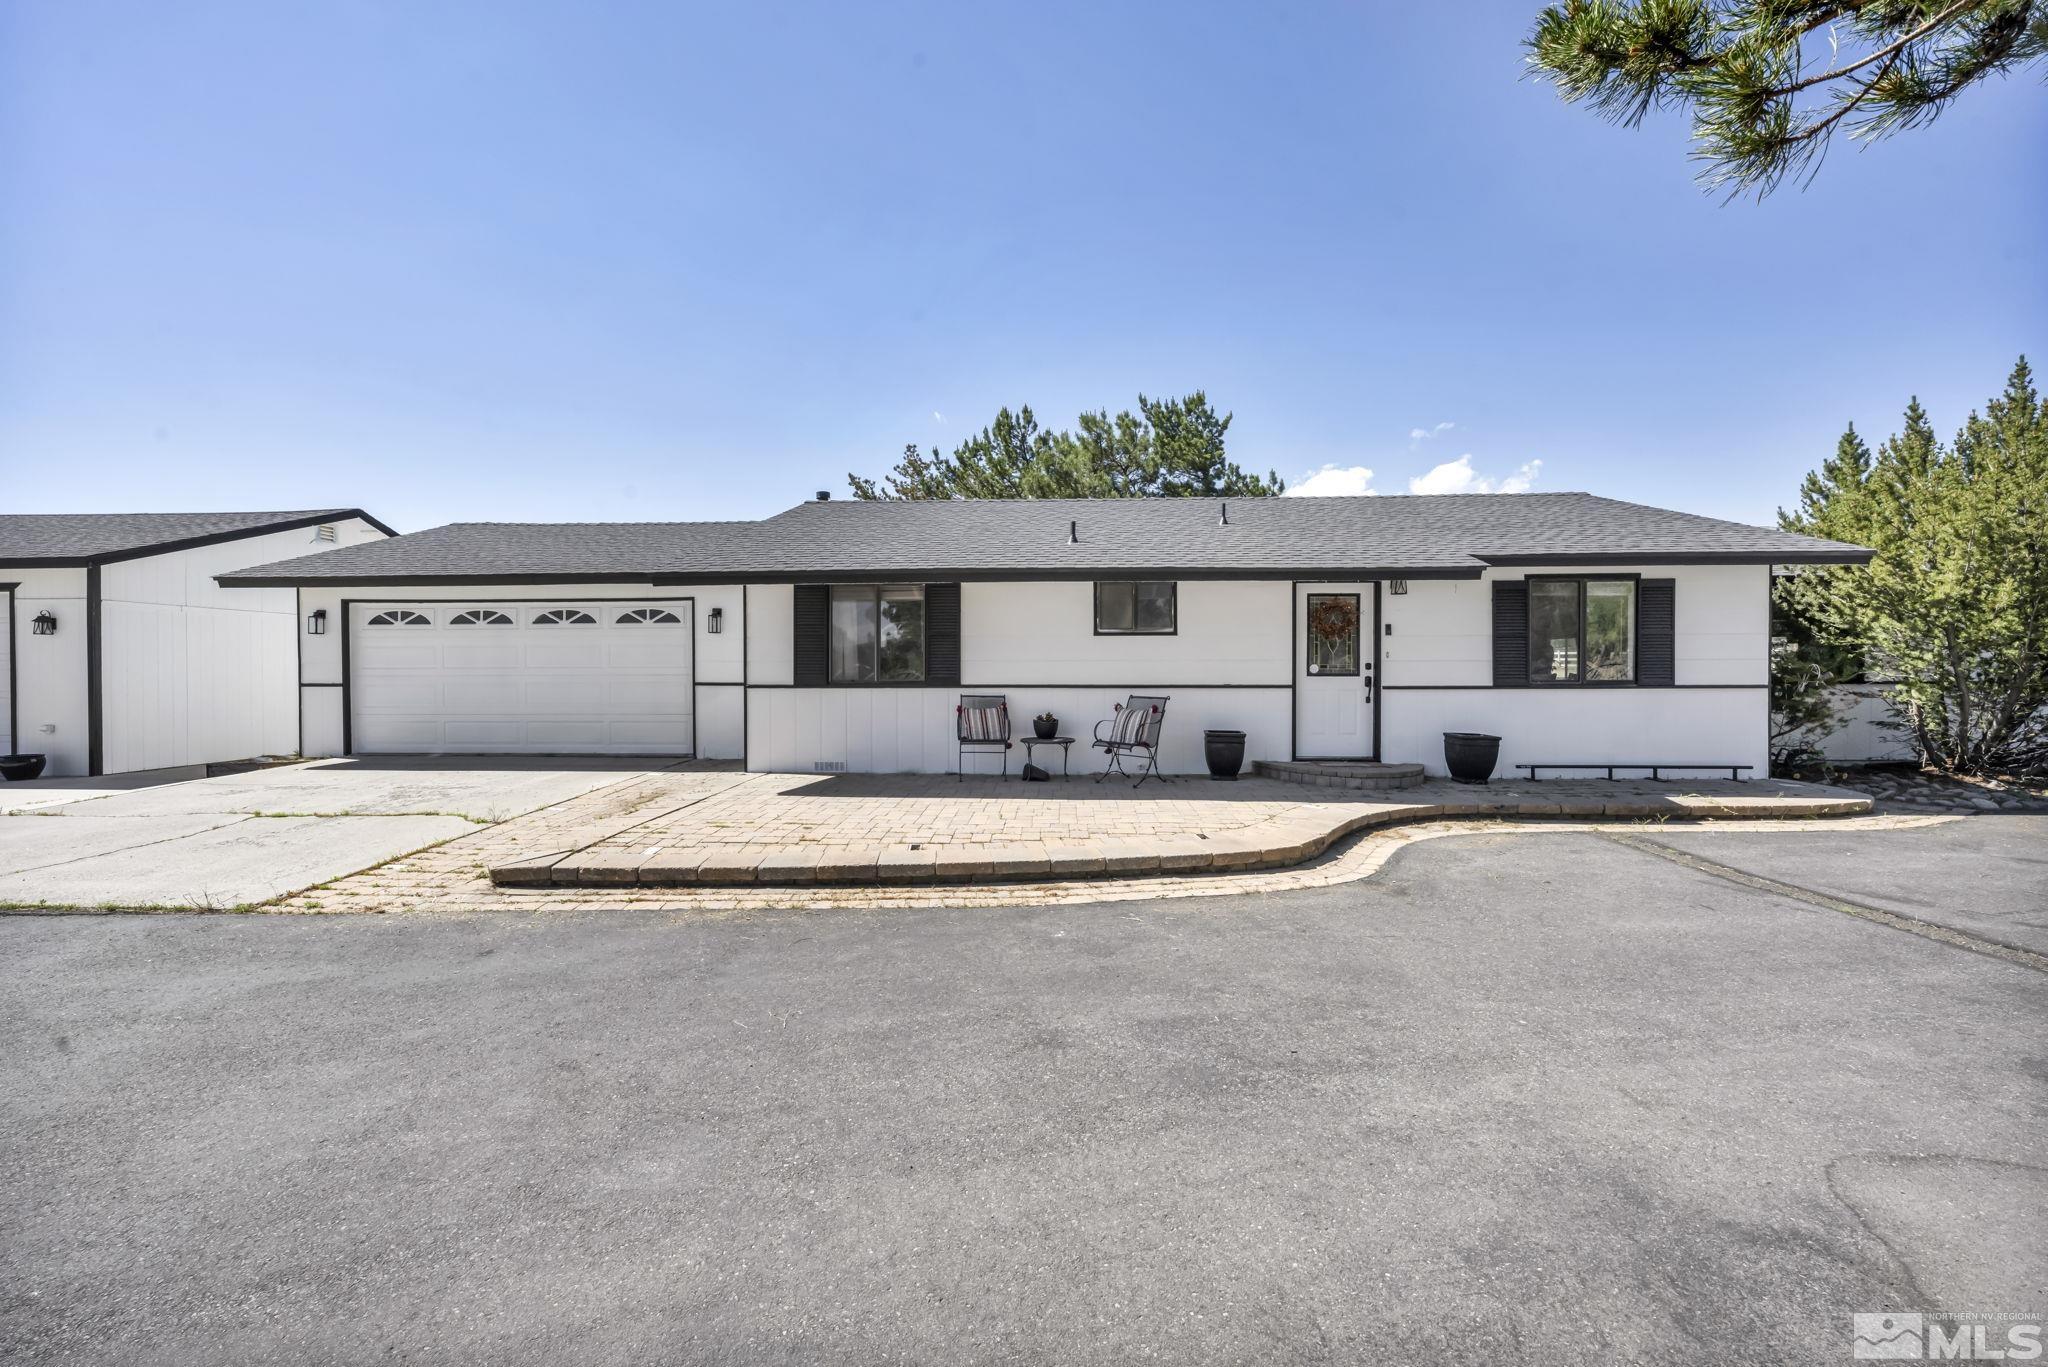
<box><xmin>9</xmin><ymin>509</ymin><xmax>397</xmax><ymax>570</ymax></box>
<box><xmin>1475</xmin><ymin>549</ymin><xmax>1874</xmax><ymax>567</ymax></box>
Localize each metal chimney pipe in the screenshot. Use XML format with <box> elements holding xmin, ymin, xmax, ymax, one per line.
<box><xmin>1068</xmin><ymin>519</ymin><xmax>1078</xmax><ymax>544</ymax></box>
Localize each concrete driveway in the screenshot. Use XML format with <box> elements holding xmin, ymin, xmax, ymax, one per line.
<box><xmin>0</xmin><ymin>758</ymin><xmax>674</xmax><ymax>910</ymax></box>
<box><xmin>3</xmin><ymin>816</ymin><xmax>2042</xmax><ymax>1364</ymax></box>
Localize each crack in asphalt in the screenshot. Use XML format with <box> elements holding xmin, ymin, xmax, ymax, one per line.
<box><xmin>1603</xmin><ymin>831</ymin><xmax>2048</xmax><ymax>974</ymax></box>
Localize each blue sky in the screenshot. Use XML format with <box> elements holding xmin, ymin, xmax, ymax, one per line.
<box><xmin>3</xmin><ymin>2</ymin><xmax>2042</xmax><ymax>533</ymax></box>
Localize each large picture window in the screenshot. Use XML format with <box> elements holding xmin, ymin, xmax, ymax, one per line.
<box><xmin>1528</xmin><ymin>577</ymin><xmax>1636</xmax><ymax>684</ymax></box>
<box><xmin>829</xmin><ymin>585</ymin><xmax>925</xmax><ymax>683</ymax></box>
<box><xmin>1094</xmin><ymin>581</ymin><xmax>1177</xmax><ymax>635</ymax></box>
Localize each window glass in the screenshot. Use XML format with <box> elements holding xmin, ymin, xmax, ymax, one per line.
<box><xmin>830</xmin><ymin>588</ymin><xmax>879</xmax><ymax>683</ymax></box>
<box><xmin>1529</xmin><ymin>580</ymin><xmax>1581</xmax><ymax>683</ymax></box>
<box><xmin>1306</xmin><ymin>594</ymin><xmax>1361</xmax><ymax>675</ymax></box>
<box><xmin>1095</xmin><ymin>581</ymin><xmax>1176</xmax><ymax>634</ymax></box>
<box><xmin>877</xmin><ymin>587</ymin><xmax>925</xmax><ymax>682</ymax></box>
<box><xmin>1584</xmin><ymin>581</ymin><xmax>1636</xmax><ymax>681</ymax></box>
<box><xmin>830</xmin><ymin>586</ymin><xmax>923</xmax><ymax>683</ymax></box>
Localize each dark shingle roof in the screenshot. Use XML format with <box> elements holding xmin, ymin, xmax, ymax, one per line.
<box><xmin>215</xmin><ymin>494</ymin><xmax>1869</xmax><ymax>585</ymax></box>
<box><xmin>1</xmin><ymin>510</ymin><xmax>394</xmax><ymax>566</ymax></box>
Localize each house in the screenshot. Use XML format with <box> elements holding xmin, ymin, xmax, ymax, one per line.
<box><xmin>2</xmin><ymin>510</ymin><xmax>394</xmax><ymax>777</ymax></box>
<box><xmin>213</xmin><ymin>493</ymin><xmax>1870</xmax><ymax>779</ymax></box>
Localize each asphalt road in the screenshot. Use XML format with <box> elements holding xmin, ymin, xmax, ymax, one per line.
<box><xmin>4</xmin><ymin>816</ymin><xmax>2044</xmax><ymax>1365</ymax></box>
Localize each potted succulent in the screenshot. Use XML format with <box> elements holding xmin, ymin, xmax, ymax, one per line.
<box><xmin>1033</xmin><ymin>710</ymin><xmax>1060</xmax><ymax>739</ymax></box>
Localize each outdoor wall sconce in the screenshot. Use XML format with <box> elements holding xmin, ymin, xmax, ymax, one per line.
<box><xmin>705</xmin><ymin>607</ymin><xmax>724</xmax><ymax>634</ymax></box>
<box><xmin>1388</xmin><ymin>579</ymin><xmax>1409</xmax><ymax>595</ymax></box>
<box><xmin>306</xmin><ymin>608</ymin><xmax>327</xmax><ymax>635</ymax></box>
<box><xmin>31</xmin><ymin>609</ymin><xmax>57</xmax><ymax>636</ymax></box>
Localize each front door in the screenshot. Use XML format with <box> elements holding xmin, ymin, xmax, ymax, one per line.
<box><xmin>1295</xmin><ymin>583</ymin><xmax>1375</xmax><ymax>759</ymax></box>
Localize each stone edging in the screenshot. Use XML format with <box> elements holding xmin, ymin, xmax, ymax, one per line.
<box><xmin>492</xmin><ymin>788</ymin><xmax>1873</xmax><ymax>891</ymax></box>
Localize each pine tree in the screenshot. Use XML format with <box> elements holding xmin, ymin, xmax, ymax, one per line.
<box><xmin>1781</xmin><ymin>357</ymin><xmax>2048</xmax><ymax>776</ymax></box>
<box><xmin>848</xmin><ymin>392</ymin><xmax>1284</xmax><ymax>500</ymax></box>
<box><xmin>1525</xmin><ymin>1</ymin><xmax>2048</xmax><ymax>197</ymax></box>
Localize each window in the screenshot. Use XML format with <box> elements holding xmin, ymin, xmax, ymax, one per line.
<box><xmin>829</xmin><ymin>585</ymin><xmax>924</xmax><ymax>683</ymax></box>
<box><xmin>1094</xmin><ymin>581</ymin><xmax>1176</xmax><ymax>635</ymax></box>
<box><xmin>1528</xmin><ymin>578</ymin><xmax>1635</xmax><ymax>684</ymax></box>
<box><xmin>616</xmin><ymin>607</ymin><xmax>681</xmax><ymax>625</ymax></box>
<box><xmin>448</xmin><ymin>609</ymin><xmax>513</xmax><ymax>626</ymax></box>
<box><xmin>1305</xmin><ymin>593</ymin><xmax>1361</xmax><ymax>675</ymax></box>
<box><xmin>364</xmin><ymin>609</ymin><xmax>431</xmax><ymax>626</ymax></box>
<box><xmin>531</xmin><ymin>608</ymin><xmax>596</xmax><ymax>625</ymax></box>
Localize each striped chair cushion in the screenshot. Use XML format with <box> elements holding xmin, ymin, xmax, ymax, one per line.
<box><xmin>960</xmin><ymin>703</ymin><xmax>1008</xmax><ymax>742</ymax></box>
<box><xmin>1109</xmin><ymin>703</ymin><xmax>1152</xmax><ymax>748</ymax></box>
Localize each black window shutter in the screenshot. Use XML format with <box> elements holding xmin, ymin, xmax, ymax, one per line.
<box><xmin>1638</xmin><ymin>579</ymin><xmax>1675</xmax><ymax>686</ymax></box>
<box><xmin>1491</xmin><ymin>580</ymin><xmax>1528</xmax><ymax>687</ymax></box>
<box><xmin>793</xmin><ymin>584</ymin><xmax>829</xmax><ymax>686</ymax></box>
<box><xmin>924</xmin><ymin>583</ymin><xmax>961</xmax><ymax>686</ymax></box>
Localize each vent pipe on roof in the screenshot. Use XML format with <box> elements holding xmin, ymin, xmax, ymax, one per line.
<box><xmin>1218</xmin><ymin>500</ymin><xmax>1229</xmax><ymax>526</ymax></box>
<box><xmin>815</xmin><ymin>490</ymin><xmax>831</xmax><ymax>501</ymax></box>
<box><xmin>1068</xmin><ymin>519</ymin><xmax>1078</xmax><ymax>544</ymax></box>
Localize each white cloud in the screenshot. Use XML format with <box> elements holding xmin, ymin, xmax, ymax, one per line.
<box><xmin>932</xmin><ymin>411</ymin><xmax>945</xmax><ymax>423</ymax></box>
<box><xmin>1408</xmin><ymin>421</ymin><xmax>1455</xmax><ymax>443</ymax></box>
<box><xmin>1286</xmin><ymin>464</ymin><xmax>1378</xmax><ymax>497</ymax></box>
<box><xmin>1406</xmin><ymin>455</ymin><xmax>1543</xmax><ymax>496</ymax></box>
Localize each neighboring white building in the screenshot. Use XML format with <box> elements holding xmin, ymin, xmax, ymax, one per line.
<box><xmin>217</xmin><ymin>494</ymin><xmax>1871</xmax><ymax>780</ymax></box>
<box><xmin>2</xmin><ymin>511</ymin><xmax>394</xmax><ymax>777</ymax></box>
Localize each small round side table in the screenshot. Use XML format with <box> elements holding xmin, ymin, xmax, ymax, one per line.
<box><xmin>1019</xmin><ymin>735</ymin><xmax>1075</xmax><ymax>779</ymax></box>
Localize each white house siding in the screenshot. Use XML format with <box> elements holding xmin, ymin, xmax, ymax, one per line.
<box><xmin>96</xmin><ymin>518</ymin><xmax>387</xmax><ymax>774</ymax></box>
<box><xmin>745</xmin><ymin>580</ymin><xmax>1294</xmax><ymax>776</ymax></box>
<box><xmin>4</xmin><ymin>568</ymin><xmax>91</xmax><ymax>775</ymax></box>
<box><xmin>293</xmin><ymin>582</ymin><xmax>747</xmax><ymax>761</ymax></box>
<box><xmin>1379</xmin><ymin>564</ymin><xmax>1771</xmax><ymax>778</ymax></box>
<box><xmin>1802</xmin><ymin>684</ymin><xmax>1916</xmax><ymax>764</ymax></box>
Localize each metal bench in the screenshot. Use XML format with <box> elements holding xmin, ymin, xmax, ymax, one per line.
<box><xmin>1516</xmin><ymin>763</ymin><xmax>1754</xmax><ymax>781</ymax></box>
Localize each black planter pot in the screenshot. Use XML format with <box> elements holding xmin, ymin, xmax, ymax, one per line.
<box><xmin>1034</xmin><ymin>717</ymin><xmax>1059</xmax><ymax>740</ymax></box>
<box><xmin>0</xmin><ymin>753</ymin><xmax>48</xmax><ymax>783</ymax></box>
<box><xmin>1442</xmin><ymin>732</ymin><xmax>1500</xmax><ymax>784</ymax></box>
<box><xmin>1204</xmin><ymin>729</ymin><xmax>1247</xmax><ymax>780</ymax></box>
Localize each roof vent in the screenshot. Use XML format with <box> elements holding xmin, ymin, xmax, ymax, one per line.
<box><xmin>1068</xmin><ymin>519</ymin><xmax>1078</xmax><ymax>544</ymax></box>
<box><xmin>1218</xmin><ymin>501</ymin><xmax>1229</xmax><ymax>527</ymax></box>
<box><xmin>313</xmin><ymin>524</ymin><xmax>338</xmax><ymax>543</ymax></box>
<box><xmin>815</xmin><ymin>490</ymin><xmax>831</xmax><ymax>501</ymax></box>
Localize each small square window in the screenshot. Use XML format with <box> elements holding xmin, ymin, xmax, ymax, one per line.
<box><xmin>1094</xmin><ymin>581</ymin><xmax>1176</xmax><ymax>635</ymax></box>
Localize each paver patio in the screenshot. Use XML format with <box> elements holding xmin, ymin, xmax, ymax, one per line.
<box><xmin>481</xmin><ymin>767</ymin><xmax>1871</xmax><ymax>890</ymax></box>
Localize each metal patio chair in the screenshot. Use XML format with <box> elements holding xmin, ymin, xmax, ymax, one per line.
<box><xmin>956</xmin><ymin>694</ymin><xmax>1013</xmax><ymax>781</ymax></box>
<box><xmin>1092</xmin><ymin>694</ymin><xmax>1171</xmax><ymax>787</ymax></box>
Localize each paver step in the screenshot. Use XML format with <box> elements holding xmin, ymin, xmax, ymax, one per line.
<box><xmin>1251</xmin><ymin>760</ymin><xmax>1427</xmax><ymax>791</ymax></box>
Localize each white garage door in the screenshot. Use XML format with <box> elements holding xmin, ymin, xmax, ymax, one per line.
<box><xmin>351</xmin><ymin>601</ymin><xmax>694</xmax><ymax>756</ymax></box>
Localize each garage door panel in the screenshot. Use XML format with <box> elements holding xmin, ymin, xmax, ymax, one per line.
<box><xmin>444</xmin><ymin>719</ymin><xmax>528</xmax><ymax>746</ymax></box>
<box><xmin>525</xmin><ymin>676</ymin><xmax>611</xmax><ymax>710</ymax></box>
<box><xmin>524</xmin><ymin>719</ymin><xmax>611</xmax><ymax>747</ymax></box>
<box><xmin>351</xmin><ymin>602</ymin><xmax>693</xmax><ymax>756</ymax></box>
<box><xmin>608</xmin><ymin>720</ymin><xmax>694</xmax><ymax>746</ymax></box>
<box><xmin>523</xmin><ymin>641</ymin><xmax>608</xmax><ymax>669</ymax></box>
<box><xmin>359</xmin><ymin>677</ymin><xmax>445</xmax><ymax>711</ymax></box>
<box><xmin>606</xmin><ymin>641</ymin><xmax>693</xmax><ymax>668</ymax></box>
<box><xmin>441</xmin><ymin>643</ymin><xmax>525</xmax><ymax>670</ymax></box>
<box><xmin>608</xmin><ymin>677</ymin><xmax>685</xmax><ymax>710</ymax></box>
<box><xmin>354</xmin><ymin>718</ymin><xmax>446</xmax><ymax>751</ymax></box>
<box><xmin>443</xmin><ymin>677</ymin><xmax>525</xmax><ymax>710</ymax></box>
<box><xmin>355</xmin><ymin>643</ymin><xmax>442</xmax><ymax>669</ymax></box>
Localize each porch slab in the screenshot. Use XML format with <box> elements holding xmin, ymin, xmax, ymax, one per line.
<box><xmin>496</xmin><ymin>772</ymin><xmax>1875</xmax><ymax>890</ymax></box>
